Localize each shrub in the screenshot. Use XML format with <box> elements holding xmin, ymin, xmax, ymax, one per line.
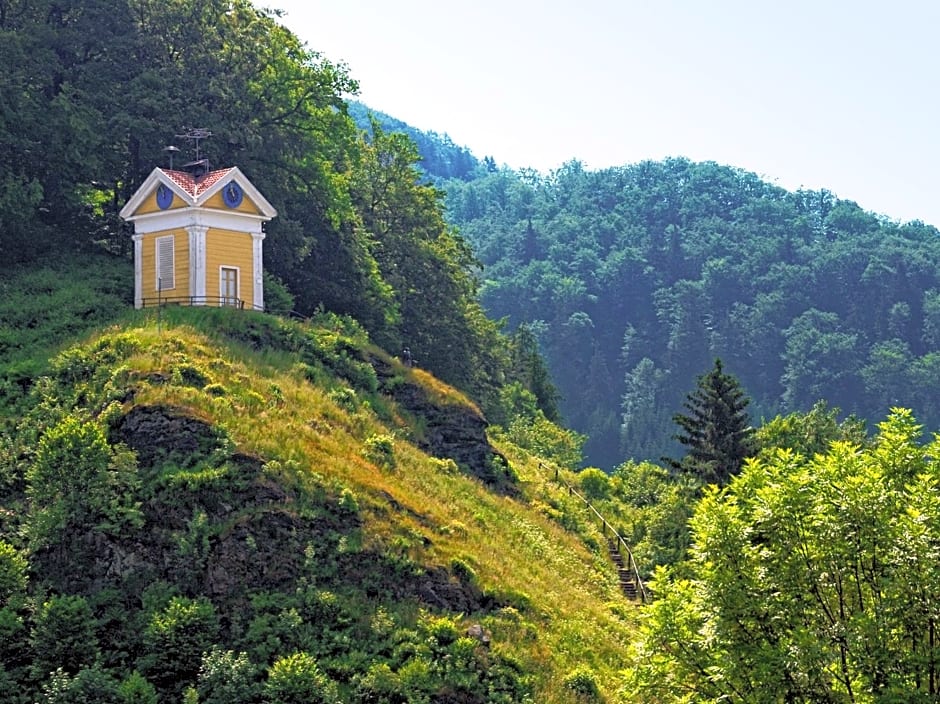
<box><xmin>171</xmin><ymin>362</ymin><xmax>211</xmax><ymax>388</ymax></box>
<box><xmin>197</xmin><ymin>649</ymin><xmax>259</xmax><ymax>704</ymax></box>
<box><xmin>563</xmin><ymin>665</ymin><xmax>602</xmax><ymax>699</ymax></box>
<box><xmin>37</xmin><ymin>666</ymin><xmax>123</xmax><ymax>704</ymax></box>
<box><xmin>30</xmin><ymin>595</ymin><xmax>98</xmax><ymax>680</ymax></box>
<box><xmin>327</xmin><ymin>387</ymin><xmax>359</xmax><ymax>412</ymax></box>
<box><xmin>449</xmin><ymin>557</ymin><xmax>480</xmax><ymax>595</ymax></box>
<box><xmin>429</xmin><ymin>457</ymin><xmax>459</xmax><ymax>475</ymax></box>
<box><xmin>203</xmin><ymin>382</ymin><xmax>228</xmax><ymax>397</ymax></box>
<box><xmin>118</xmin><ymin>671</ymin><xmax>158</xmax><ymax>704</ymax></box>
<box><xmin>0</xmin><ymin>541</ymin><xmax>27</xmax><ymax>607</ymax></box>
<box><xmin>577</xmin><ymin>467</ymin><xmax>610</xmax><ymax>501</ymax></box>
<box><xmin>262</xmin><ymin>272</ymin><xmax>295</xmax><ymax>316</ymax></box>
<box><xmin>141</xmin><ymin>596</ymin><xmax>219</xmax><ymax>697</ymax></box>
<box><xmin>26</xmin><ymin>415</ymin><xmax>141</xmax><ymax>545</ymax></box>
<box><xmin>263</xmin><ymin>652</ymin><xmax>339</xmax><ymax>704</ymax></box>
<box><xmin>353</xmin><ymin>662</ymin><xmax>405</xmax><ymax>704</ymax></box>
<box><xmin>362</xmin><ymin>435</ymin><xmax>396</xmax><ymax>470</ymax></box>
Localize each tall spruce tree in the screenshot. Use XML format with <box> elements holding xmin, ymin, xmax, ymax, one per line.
<box><xmin>666</xmin><ymin>358</ymin><xmax>754</xmax><ymax>485</ymax></box>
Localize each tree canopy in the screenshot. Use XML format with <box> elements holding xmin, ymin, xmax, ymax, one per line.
<box><xmin>629</xmin><ymin>409</ymin><xmax>940</xmax><ymax>702</ymax></box>
<box><xmin>440</xmin><ymin>158</ymin><xmax>940</xmax><ymax>467</ymax></box>
<box><xmin>1</xmin><ymin>0</ymin><xmax>556</xmax><ymax>424</ymax></box>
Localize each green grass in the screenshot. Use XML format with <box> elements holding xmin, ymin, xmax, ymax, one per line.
<box><xmin>0</xmin><ymin>256</ymin><xmax>644</xmax><ymax>702</ymax></box>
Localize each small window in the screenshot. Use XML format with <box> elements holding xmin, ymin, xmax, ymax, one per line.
<box><xmin>220</xmin><ymin>266</ymin><xmax>239</xmax><ymax>306</ymax></box>
<box><xmin>156</xmin><ymin>235</ymin><xmax>175</xmax><ymax>291</ymax></box>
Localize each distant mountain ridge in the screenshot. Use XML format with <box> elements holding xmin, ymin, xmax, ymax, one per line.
<box><xmin>348</xmin><ymin>101</ymin><xmax>484</xmax><ymax>181</ymax></box>
<box><xmin>349</xmin><ymin>106</ymin><xmax>940</xmax><ymax>467</ymax></box>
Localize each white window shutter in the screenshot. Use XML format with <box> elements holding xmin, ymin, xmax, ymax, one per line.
<box><xmin>156</xmin><ymin>236</ymin><xmax>175</xmax><ymax>290</ymax></box>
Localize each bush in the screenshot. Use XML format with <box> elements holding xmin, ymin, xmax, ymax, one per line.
<box><xmin>30</xmin><ymin>595</ymin><xmax>98</xmax><ymax>680</ymax></box>
<box><xmin>262</xmin><ymin>272</ymin><xmax>296</xmax><ymax>315</ymax></box>
<box><xmin>37</xmin><ymin>666</ymin><xmax>123</xmax><ymax>704</ymax></box>
<box><xmin>563</xmin><ymin>665</ymin><xmax>602</xmax><ymax>699</ymax></box>
<box><xmin>362</xmin><ymin>435</ymin><xmax>396</xmax><ymax>470</ymax></box>
<box><xmin>26</xmin><ymin>415</ymin><xmax>141</xmax><ymax>546</ymax></box>
<box><xmin>263</xmin><ymin>652</ymin><xmax>338</xmax><ymax>704</ymax></box>
<box><xmin>141</xmin><ymin>596</ymin><xmax>219</xmax><ymax>697</ymax></box>
<box><xmin>118</xmin><ymin>671</ymin><xmax>158</xmax><ymax>704</ymax></box>
<box><xmin>197</xmin><ymin>649</ymin><xmax>259</xmax><ymax>704</ymax></box>
<box><xmin>577</xmin><ymin>468</ymin><xmax>610</xmax><ymax>501</ymax></box>
<box><xmin>353</xmin><ymin>662</ymin><xmax>405</xmax><ymax>704</ymax></box>
<box><xmin>0</xmin><ymin>541</ymin><xmax>27</xmax><ymax>607</ymax></box>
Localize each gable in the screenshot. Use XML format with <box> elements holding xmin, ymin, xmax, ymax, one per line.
<box><xmin>120</xmin><ymin>166</ymin><xmax>277</xmax><ymax>223</ymax></box>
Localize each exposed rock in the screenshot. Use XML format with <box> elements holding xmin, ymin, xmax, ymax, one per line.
<box><xmin>115</xmin><ymin>404</ymin><xmax>224</xmax><ymax>468</ymax></box>
<box><xmin>370</xmin><ymin>354</ymin><xmax>513</xmax><ymax>491</ymax></box>
<box><xmin>466</xmin><ymin>623</ymin><xmax>491</xmax><ymax>646</ymax></box>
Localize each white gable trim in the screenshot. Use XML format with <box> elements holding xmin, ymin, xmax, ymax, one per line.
<box><xmin>200</xmin><ymin>167</ymin><xmax>277</xmax><ymax>217</ymax></box>
<box><xmin>120</xmin><ymin>167</ymin><xmax>277</xmax><ymax>222</ymax></box>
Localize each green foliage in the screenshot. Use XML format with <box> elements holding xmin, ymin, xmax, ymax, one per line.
<box><xmin>562</xmin><ymin>665</ymin><xmax>602</xmax><ymax>699</ymax></box>
<box><xmin>755</xmin><ymin>399</ymin><xmax>867</xmax><ymax>458</ymax></box>
<box><xmin>196</xmin><ymin>649</ymin><xmax>259</xmax><ymax>704</ymax></box>
<box><xmin>444</xmin><ymin>158</ymin><xmax>940</xmax><ymax>467</ymax></box>
<box><xmin>502</xmin><ymin>412</ymin><xmax>586</xmax><ymax>471</ymax></box>
<box><xmin>26</xmin><ymin>414</ymin><xmax>141</xmax><ymax>546</ymax></box>
<box><xmin>262</xmin><ymin>272</ymin><xmax>296</xmax><ymax>316</ymax></box>
<box><xmin>665</xmin><ymin>358</ymin><xmax>755</xmax><ymax>485</ymax></box>
<box><xmin>141</xmin><ymin>596</ymin><xmax>219</xmax><ymax>697</ymax></box>
<box><xmin>263</xmin><ymin>652</ymin><xmax>339</xmax><ymax>704</ymax></box>
<box><xmin>610</xmin><ymin>461</ymin><xmax>695</xmax><ymax>572</ymax></box>
<box><xmin>30</xmin><ymin>595</ymin><xmax>99</xmax><ymax>680</ymax></box>
<box><xmin>358</xmin><ymin>612</ymin><xmax>533</xmax><ymax>703</ymax></box>
<box><xmin>629</xmin><ymin>408</ymin><xmax>940</xmax><ymax>702</ymax></box>
<box><xmin>0</xmin><ymin>256</ymin><xmax>131</xmax><ymax>371</ymax></box>
<box><xmin>362</xmin><ymin>434</ymin><xmax>397</xmax><ymax>470</ymax></box>
<box><xmin>37</xmin><ymin>666</ymin><xmax>123</xmax><ymax>704</ymax></box>
<box><xmin>0</xmin><ymin>541</ymin><xmax>27</xmax><ymax>608</ymax></box>
<box><xmin>118</xmin><ymin>671</ymin><xmax>158</xmax><ymax>704</ymax></box>
<box><xmin>576</xmin><ymin>468</ymin><xmax>610</xmax><ymax>501</ymax></box>
<box><xmin>351</xmin><ymin>118</ymin><xmax>513</xmax><ymax>409</ymax></box>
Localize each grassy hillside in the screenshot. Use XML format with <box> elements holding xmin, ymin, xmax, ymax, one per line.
<box><xmin>0</xmin><ymin>256</ymin><xmax>638</xmax><ymax>703</ymax></box>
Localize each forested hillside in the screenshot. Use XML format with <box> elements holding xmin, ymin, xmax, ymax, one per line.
<box><xmin>9</xmin><ymin>0</ymin><xmax>940</xmax><ymax>701</ymax></box>
<box><xmin>439</xmin><ymin>159</ymin><xmax>940</xmax><ymax>467</ymax></box>
<box><xmin>0</xmin><ymin>0</ymin><xmax>561</xmax><ymax>432</ymax></box>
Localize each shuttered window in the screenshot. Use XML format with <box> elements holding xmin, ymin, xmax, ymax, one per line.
<box><xmin>156</xmin><ymin>235</ymin><xmax>175</xmax><ymax>290</ymax></box>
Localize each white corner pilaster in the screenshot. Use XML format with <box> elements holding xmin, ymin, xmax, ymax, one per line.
<box><xmin>132</xmin><ymin>233</ymin><xmax>144</xmax><ymax>309</ymax></box>
<box><xmin>187</xmin><ymin>224</ymin><xmax>209</xmax><ymax>304</ymax></box>
<box><xmin>252</xmin><ymin>230</ymin><xmax>265</xmax><ymax>311</ymax></box>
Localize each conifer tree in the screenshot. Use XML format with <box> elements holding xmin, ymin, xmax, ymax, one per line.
<box><xmin>665</xmin><ymin>358</ymin><xmax>754</xmax><ymax>484</ymax></box>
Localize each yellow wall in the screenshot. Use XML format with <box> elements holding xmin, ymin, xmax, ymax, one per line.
<box><xmin>203</xmin><ymin>191</ymin><xmax>263</xmax><ymax>215</ymax></box>
<box><xmin>140</xmin><ymin>230</ymin><xmax>190</xmax><ymax>302</ymax></box>
<box><xmin>135</xmin><ymin>189</ymin><xmax>185</xmax><ymax>215</ymax></box>
<box><xmin>206</xmin><ymin>228</ymin><xmax>255</xmax><ymax>308</ymax></box>
<box><xmin>134</xmin><ymin>187</ymin><xmax>261</xmax><ymax>216</ymax></box>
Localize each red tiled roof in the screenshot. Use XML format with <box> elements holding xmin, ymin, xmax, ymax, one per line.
<box><xmin>161</xmin><ymin>167</ymin><xmax>235</xmax><ymax>197</ymax></box>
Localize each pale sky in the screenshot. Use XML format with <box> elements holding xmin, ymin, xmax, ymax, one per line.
<box><xmin>268</xmin><ymin>1</ymin><xmax>940</xmax><ymax>228</ymax></box>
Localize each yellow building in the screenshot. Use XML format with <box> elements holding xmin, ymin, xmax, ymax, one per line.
<box><xmin>120</xmin><ymin>166</ymin><xmax>277</xmax><ymax>310</ymax></box>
